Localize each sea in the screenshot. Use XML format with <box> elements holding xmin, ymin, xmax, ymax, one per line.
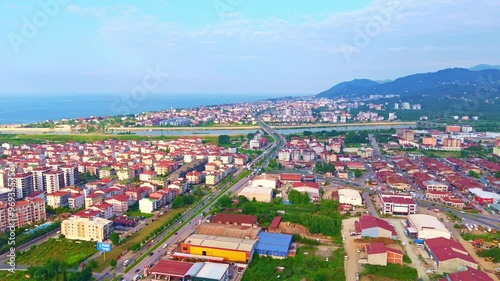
<box><xmin>0</xmin><ymin>93</ymin><xmax>280</xmax><ymax>125</ymax></box>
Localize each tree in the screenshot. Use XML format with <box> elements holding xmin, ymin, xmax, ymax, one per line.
<box><xmin>217</xmin><ymin>195</ymin><xmax>233</xmax><ymax>208</ymax></box>
<box><xmin>110</xmin><ymin>259</ymin><xmax>117</xmax><ymax>267</ymax></box>
<box><xmin>242</xmin><ymin>202</ymin><xmax>257</xmax><ymax>214</ymax></box>
<box><xmin>495</xmin><ymin>171</ymin><xmax>500</xmax><ymax>178</ymax></box>
<box><xmin>238</xmin><ymin>195</ymin><xmax>249</xmax><ymax>206</ymax></box>
<box><xmin>247</xmin><ymin>133</ymin><xmax>255</xmax><ymax>140</ymax></box>
<box><xmin>217</xmin><ymin>135</ymin><xmax>231</xmax><ymax>146</ymax></box>
<box><xmin>288</xmin><ymin>190</ymin><xmax>310</xmax><ymax>204</ymax></box>
<box><xmin>172</xmin><ymin>196</ymin><xmax>184</xmax><ymax>209</ymax></box>
<box><xmin>468</xmin><ymin>170</ymin><xmax>480</xmax><ymax>179</ymax></box>
<box><xmin>110</xmin><ymin>232</ymin><xmax>120</xmax><ymax>245</ymax></box>
<box><xmin>354</xmin><ymin>169</ymin><xmax>363</xmax><ymax>178</ymax></box>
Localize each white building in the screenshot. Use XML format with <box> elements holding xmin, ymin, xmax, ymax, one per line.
<box><xmin>406</xmin><ymin>214</ymin><xmax>451</xmax><ymax>240</ymax></box>
<box><xmin>338</xmin><ymin>188</ymin><xmax>363</xmax><ymax>206</ymax></box>
<box><xmin>239</xmin><ymin>186</ymin><xmax>273</xmax><ymax>203</ymax></box>
<box><xmin>139</xmin><ymin>198</ymin><xmax>159</xmax><ymax>214</ymax></box>
<box><xmin>61</xmin><ymin>216</ymin><xmax>113</xmax><ymax>242</ymax></box>
<box><xmin>251</xmin><ymin>174</ymin><xmax>278</xmax><ymax>189</ymax></box>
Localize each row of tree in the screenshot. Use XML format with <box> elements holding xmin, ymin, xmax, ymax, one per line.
<box><xmin>26</xmin><ymin>259</ymin><xmax>97</xmax><ymax>281</ymax></box>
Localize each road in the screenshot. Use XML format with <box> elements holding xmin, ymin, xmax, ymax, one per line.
<box><xmin>100</xmin><ymin>119</ymin><xmax>284</xmax><ymax>280</ymax></box>
<box><xmin>368</xmin><ymin>134</ymin><xmax>382</xmax><ymax>157</ymax></box>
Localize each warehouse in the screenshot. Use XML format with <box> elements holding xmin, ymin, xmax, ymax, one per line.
<box><xmin>181</xmin><ymin>234</ymin><xmax>257</xmax><ymax>263</ymax></box>
<box><xmin>365</xmin><ymin>243</ymin><xmax>403</xmax><ymax>266</ymax></box>
<box><xmin>468</xmin><ymin>188</ymin><xmax>500</xmax><ymax>205</ymax></box>
<box><xmin>424</xmin><ymin>237</ymin><xmax>477</xmax><ymax>273</ymax></box>
<box><xmin>251</xmin><ymin>174</ymin><xmax>279</xmax><ymax>189</ymax></box>
<box><xmin>355</xmin><ymin>215</ymin><xmax>397</xmax><ymax>239</ymax></box>
<box><xmin>148</xmin><ymin>260</ymin><xmax>194</xmax><ymax>279</ymax></box>
<box><xmin>406</xmin><ymin>214</ymin><xmax>451</xmax><ymax>240</ymax></box>
<box><xmin>192</xmin><ymin>262</ymin><xmax>230</xmax><ymax>281</ymax></box>
<box><xmin>291</xmin><ymin>182</ymin><xmax>320</xmax><ymax>201</ymax></box>
<box><xmin>255</xmin><ymin>232</ymin><xmax>293</xmax><ymax>259</ymax></box>
<box><xmin>210</xmin><ymin>213</ymin><xmax>258</xmax><ymax>227</ymax></box>
<box><xmin>338</xmin><ymin>188</ymin><xmax>363</xmax><ymax>206</ymax></box>
<box><xmin>238</xmin><ymin>185</ymin><xmax>273</xmax><ymax>202</ymax></box>
<box><xmin>196</xmin><ymin>223</ymin><xmax>261</xmax><ymax>240</ymax></box>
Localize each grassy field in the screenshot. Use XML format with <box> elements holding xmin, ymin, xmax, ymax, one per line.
<box><xmin>361</xmin><ymin>263</ymin><xmax>418</xmax><ymax>281</ymax></box>
<box><xmin>16</xmin><ymin>238</ymin><xmax>96</xmax><ymax>266</ymax></box>
<box><xmin>94</xmin><ymin>208</ymin><xmax>184</xmax><ymax>272</ymax></box>
<box><xmin>0</xmin><ymin>270</ymin><xmax>28</xmax><ymax>281</ymax></box>
<box><xmin>242</xmin><ymin>246</ymin><xmax>345</xmax><ymax>281</ymax></box>
<box><xmin>0</xmin><ymin>134</ymin><xmax>220</xmax><ymax>145</ymax></box>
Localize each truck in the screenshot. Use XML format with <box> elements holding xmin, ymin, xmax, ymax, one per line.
<box><xmin>413</xmin><ymin>239</ymin><xmax>424</xmax><ymax>244</ymax></box>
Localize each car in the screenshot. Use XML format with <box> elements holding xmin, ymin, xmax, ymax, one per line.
<box><xmin>135</xmin><ymin>269</ymin><xmax>140</xmax><ymax>273</ymax></box>
<box><xmin>174</xmin><ymin>232</ymin><xmax>178</xmax><ymax>235</ymax></box>
<box><xmin>149</xmin><ymin>252</ymin><xmax>154</xmax><ymax>256</ymax></box>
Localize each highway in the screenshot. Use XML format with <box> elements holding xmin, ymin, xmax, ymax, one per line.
<box><xmin>102</xmin><ymin>119</ymin><xmax>284</xmax><ymax>281</ymax></box>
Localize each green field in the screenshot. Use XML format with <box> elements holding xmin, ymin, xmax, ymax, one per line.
<box><xmin>242</xmin><ymin>247</ymin><xmax>345</xmax><ymax>281</ymax></box>
<box><xmin>0</xmin><ymin>134</ymin><xmax>220</xmax><ymax>145</ymax></box>
<box><xmin>16</xmin><ymin>238</ymin><xmax>96</xmax><ymax>266</ymax></box>
<box><xmin>0</xmin><ymin>270</ymin><xmax>28</xmax><ymax>281</ymax></box>
<box><xmin>361</xmin><ymin>263</ymin><xmax>418</xmax><ymax>281</ymax></box>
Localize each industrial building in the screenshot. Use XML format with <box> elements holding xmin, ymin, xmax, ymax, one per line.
<box><xmin>338</xmin><ymin>188</ymin><xmax>363</xmax><ymax>206</ymax></box>
<box><xmin>468</xmin><ymin>188</ymin><xmax>500</xmax><ymax>205</ymax></box>
<box><xmin>238</xmin><ymin>185</ymin><xmax>273</xmax><ymax>203</ymax></box>
<box><xmin>441</xmin><ymin>267</ymin><xmax>494</xmax><ymax>281</ymax></box>
<box><xmin>196</xmin><ymin>223</ymin><xmax>262</xmax><ymax>240</ymax></box>
<box><xmin>424</xmin><ymin>237</ymin><xmax>477</xmax><ymax>273</ymax></box>
<box><xmin>379</xmin><ymin>193</ymin><xmax>417</xmax><ymax>215</ymax></box>
<box><xmin>210</xmin><ymin>213</ymin><xmax>258</xmax><ymax>227</ymax></box>
<box><xmin>365</xmin><ymin>243</ymin><xmax>403</xmax><ymax>266</ymax></box>
<box><xmin>355</xmin><ymin>215</ymin><xmax>397</xmax><ymax>239</ymax></box>
<box><xmin>254</xmin><ymin>232</ymin><xmax>293</xmax><ymax>259</ymax></box>
<box><xmin>148</xmin><ymin>260</ymin><xmax>230</xmax><ymax>281</ymax></box>
<box><xmin>406</xmin><ymin>214</ymin><xmax>451</xmax><ymax>240</ymax></box>
<box><xmin>251</xmin><ymin>174</ymin><xmax>279</xmax><ymax>189</ymax></box>
<box><xmin>180</xmin><ymin>234</ymin><xmax>257</xmax><ymax>263</ymax></box>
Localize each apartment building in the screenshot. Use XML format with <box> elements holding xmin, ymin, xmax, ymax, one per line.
<box><xmin>61</xmin><ymin>216</ymin><xmax>113</xmax><ymax>242</ymax></box>
<box><xmin>45</xmin><ymin>170</ymin><xmax>65</xmax><ymax>194</ymax></box>
<box><xmin>32</xmin><ymin>166</ymin><xmax>51</xmax><ymax>192</ymax></box>
<box><xmin>46</xmin><ymin>191</ymin><xmax>71</xmax><ymax>208</ymax></box>
<box><xmin>0</xmin><ymin>198</ymin><xmax>46</xmax><ymax>231</ymax></box>
<box><xmin>61</xmin><ymin>165</ymin><xmax>79</xmax><ymax>186</ymax></box>
<box><xmin>14</xmin><ymin>173</ymin><xmax>34</xmax><ymax>199</ymax></box>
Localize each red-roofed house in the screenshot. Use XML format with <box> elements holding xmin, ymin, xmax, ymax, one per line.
<box><xmin>424</xmin><ymin>237</ymin><xmax>477</xmax><ymax>273</ymax></box>
<box><xmin>88</xmin><ymin>202</ymin><xmax>113</xmax><ymax>219</ymax></box>
<box><xmin>105</xmin><ymin>194</ymin><xmax>130</xmax><ymax>215</ymax></box>
<box><xmin>68</xmin><ymin>193</ymin><xmax>85</xmax><ymax>209</ymax></box>
<box><xmin>365</xmin><ymin>243</ymin><xmax>403</xmax><ymax>266</ymax></box>
<box><xmin>46</xmin><ymin>191</ymin><xmax>71</xmax><ymax>208</ymax></box>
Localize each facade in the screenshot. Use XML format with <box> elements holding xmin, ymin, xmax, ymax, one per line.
<box><xmin>68</xmin><ymin>193</ymin><xmax>85</xmax><ymax>209</ymax></box>
<box><xmin>254</xmin><ymin>232</ymin><xmax>293</xmax><ymax>259</ymax></box>
<box><xmin>61</xmin><ymin>165</ymin><xmax>79</xmax><ymax>187</ymax></box>
<box><xmin>423</xmin><ymin>180</ymin><xmax>449</xmax><ymax>192</ymax></box>
<box><xmin>406</xmin><ymin>214</ymin><xmax>451</xmax><ymax>240</ymax></box>
<box><xmin>45</xmin><ymin>170</ymin><xmax>65</xmax><ymax>194</ymax></box>
<box><xmin>32</xmin><ymin>166</ymin><xmax>51</xmax><ymax>192</ymax></box>
<box><xmin>139</xmin><ymin>198</ymin><xmax>158</xmax><ymax>214</ymax></box>
<box><xmin>251</xmin><ymin>174</ymin><xmax>278</xmax><ymax>189</ymax></box>
<box><xmin>338</xmin><ymin>188</ymin><xmax>363</xmax><ymax>206</ymax></box>
<box><xmin>104</xmin><ymin>194</ymin><xmax>130</xmax><ymax>215</ymax></box>
<box><xmin>424</xmin><ymin>237</ymin><xmax>477</xmax><ymax>273</ymax></box>
<box><xmin>14</xmin><ymin>173</ymin><xmax>34</xmax><ymax>199</ymax></box>
<box><xmin>61</xmin><ymin>216</ymin><xmax>113</xmax><ymax>242</ymax></box>
<box><xmin>0</xmin><ymin>198</ymin><xmax>46</xmax><ymax>231</ymax></box>
<box><xmin>238</xmin><ymin>186</ymin><xmax>273</xmax><ymax>203</ymax></box>
<box><xmin>46</xmin><ymin>191</ymin><xmax>71</xmax><ymax>208</ymax></box>
<box><xmin>379</xmin><ymin>194</ymin><xmax>417</xmax><ymax>215</ymax></box>
<box><xmin>355</xmin><ymin>215</ymin><xmax>397</xmax><ymax>239</ymax></box>
<box><xmin>422</xmin><ymin>137</ymin><xmax>437</xmax><ymax>147</ymax></box>
<box><xmin>180</xmin><ymin>234</ymin><xmax>257</xmax><ymax>263</ymax></box>
<box><xmin>366</xmin><ymin>243</ymin><xmax>387</xmax><ymax>266</ymax></box>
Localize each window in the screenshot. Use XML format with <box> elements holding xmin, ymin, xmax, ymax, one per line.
<box><xmin>202</xmin><ymin>251</ymin><xmax>206</xmax><ymax>256</ymax></box>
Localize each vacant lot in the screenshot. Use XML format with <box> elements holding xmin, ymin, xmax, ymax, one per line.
<box><xmin>361</xmin><ymin>264</ymin><xmax>418</xmax><ymax>281</ymax></box>
<box><xmin>16</xmin><ymin>238</ymin><xmax>95</xmax><ymax>266</ymax></box>
<box><xmin>242</xmin><ymin>246</ymin><xmax>345</xmax><ymax>281</ymax></box>
<box><xmin>0</xmin><ymin>270</ymin><xmax>28</xmax><ymax>281</ymax></box>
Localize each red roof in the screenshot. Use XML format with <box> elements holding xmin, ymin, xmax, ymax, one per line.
<box><xmin>366</xmin><ymin>243</ymin><xmax>386</xmax><ymax>255</ymax></box>
<box><xmin>447</xmin><ymin>267</ymin><xmax>494</xmax><ymax>281</ymax></box>
<box><xmin>425</xmin><ymin>237</ymin><xmax>476</xmax><ymax>264</ymax></box>
<box><xmin>358</xmin><ymin>215</ymin><xmax>396</xmax><ymax>236</ymax></box>
<box><xmin>269</xmin><ymin>216</ymin><xmax>282</xmax><ymax>229</ymax></box>
<box><xmin>211</xmin><ymin>213</ymin><xmax>258</xmax><ymax>225</ymax></box>
<box><xmin>280</xmin><ymin>173</ymin><xmax>302</xmax><ymax>181</ymax></box>
<box><xmin>386</xmin><ymin>247</ymin><xmax>403</xmax><ymax>255</ymax></box>
<box><xmin>149</xmin><ymin>260</ymin><xmax>194</xmax><ymax>277</ymax></box>
<box><xmin>292</xmin><ymin>182</ymin><xmax>319</xmax><ymax>189</ymax></box>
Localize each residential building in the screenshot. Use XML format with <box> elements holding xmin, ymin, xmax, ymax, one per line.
<box><xmin>422</xmin><ymin>137</ymin><xmax>437</xmax><ymax>147</ymax></box>
<box><xmin>45</xmin><ymin>170</ymin><xmax>65</xmax><ymax>194</ymax></box>
<box><xmin>14</xmin><ymin>172</ymin><xmax>34</xmax><ymax>199</ymax></box>
<box><xmin>61</xmin><ymin>165</ymin><xmax>79</xmax><ymax>187</ymax></box>
<box><xmin>61</xmin><ymin>216</ymin><xmax>113</xmax><ymax>242</ymax></box>
<box><xmin>46</xmin><ymin>191</ymin><xmax>71</xmax><ymax>208</ymax></box>
<box><xmin>0</xmin><ymin>198</ymin><xmax>46</xmax><ymax>231</ymax></box>
<box><xmin>68</xmin><ymin>193</ymin><xmax>85</xmax><ymax>209</ymax></box>
<box><xmin>139</xmin><ymin>198</ymin><xmax>158</xmax><ymax>214</ymax></box>
<box><xmin>32</xmin><ymin>166</ymin><xmax>51</xmax><ymax>192</ymax></box>
<box><xmin>104</xmin><ymin>194</ymin><xmax>130</xmax><ymax>215</ymax></box>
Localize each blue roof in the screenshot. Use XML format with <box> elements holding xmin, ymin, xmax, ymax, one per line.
<box><xmin>255</xmin><ymin>232</ymin><xmax>293</xmax><ymax>257</ymax></box>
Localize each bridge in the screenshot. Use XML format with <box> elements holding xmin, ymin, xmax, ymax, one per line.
<box><xmin>416</xmin><ymin>121</ymin><xmax>446</xmax><ymax>128</ymax></box>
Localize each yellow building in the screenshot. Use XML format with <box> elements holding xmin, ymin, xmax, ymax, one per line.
<box><xmin>61</xmin><ymin>216</ymin><xmax>113</xmax><ymax>242</ymax></box>
<box><xmin>181</xmin><ymin>234</ymin><xmax>257</xmax><ymax>263</ymax></box>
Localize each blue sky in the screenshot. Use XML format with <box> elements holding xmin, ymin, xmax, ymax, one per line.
<box><xmin>1</xmin><ymin>0</ymin><xmax>499</xmax><ymax>95</ymax></box>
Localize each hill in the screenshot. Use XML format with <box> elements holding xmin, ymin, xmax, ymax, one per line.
<box><xmin>469</xmin><ymin>64</ymin><xmax>500</xmax><ymax>71</ymax></box>
<box><xmin>317</xmin><ymin>68</ymin><xmax>500</xmax><ymax>121</ymax></box>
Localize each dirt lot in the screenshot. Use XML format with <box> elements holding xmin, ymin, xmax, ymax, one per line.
<box><xmin>342</xmin><ymin>218</ymin><xmax>361</xmax><ymax>281</ymax></box>
<box><xmin>361</xmin><ymin>276</ymin><xmax>399</xmax><ymax>281</ymax></box>
<box><xmin>280</xmin><ymin>222</ymin><xmax>335</xmax><ymax>245</ymax></box>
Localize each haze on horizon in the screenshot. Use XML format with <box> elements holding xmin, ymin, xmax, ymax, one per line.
<box><xmin>0</xmin><ymin>0</ymin><xmax>499</xmax><ymax>95</ymax></box>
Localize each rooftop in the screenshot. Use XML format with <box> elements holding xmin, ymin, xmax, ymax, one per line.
<box><xmin>407</xmin><ymin>214</ymin><xmax>450</xmax><ymax>234</ymax></box>
<box><xmin>195</xmin><ymin>262</ymin><xmax>229</xmax><ymax>279</ymax></box>
<box><xmin>196</xmin><ymin>223</ymin><xmax>262</xmax><ymax>240</ymax></box>
<box><xmin>183</xmin><ymin>234</ymin><xmax>257</xmax><ymax>252</ymax></box>
<box><xmin>148</xmin><ymin>260</ymin><xmax>194</xmax><ymax>277</ymax></box>
<box><xmin>211</xmin><ymin>213</ymin><xmax>258</xmax><ymax>225</ymax></box>
<box><xmin>425</xmin><ymin>237</ymin><xmax>476</xmax><ymax>264</ymax></box>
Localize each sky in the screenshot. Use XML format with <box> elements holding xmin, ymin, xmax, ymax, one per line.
<box><xmin>0</xmin><ymin>0</ymin><xmax>499</xmax><ymax>95</ymax></box>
